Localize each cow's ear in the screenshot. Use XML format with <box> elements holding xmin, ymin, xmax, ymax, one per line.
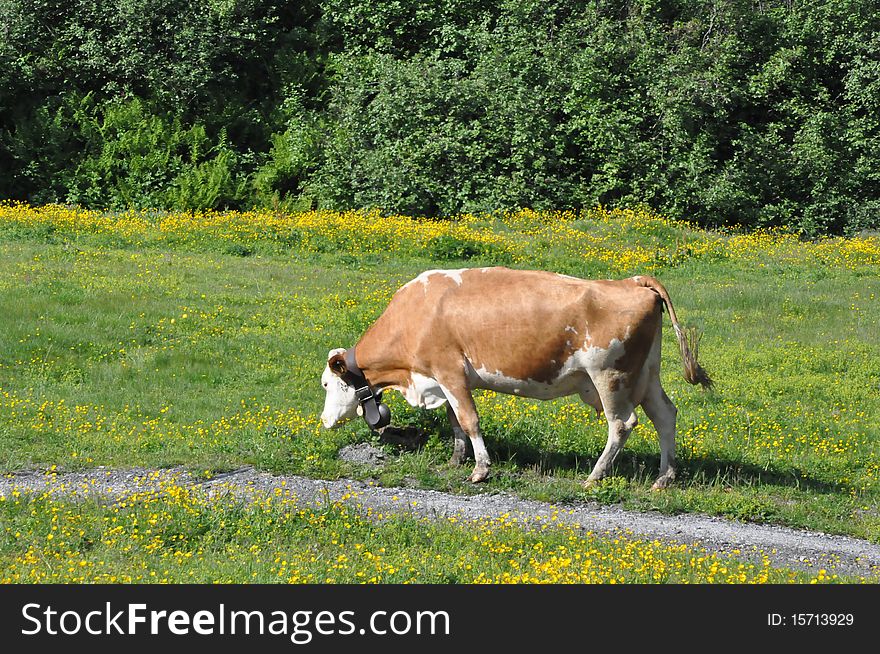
<box><xmin>328</xmin><ymin>352</ymin><xmax>347</xmax><ymax>377</ymax></box>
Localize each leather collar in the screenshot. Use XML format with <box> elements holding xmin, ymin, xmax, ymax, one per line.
<box><xmin>341</xmin><ymin>347</ymin><xmax>390</xmax><ymax>431</ymax></box>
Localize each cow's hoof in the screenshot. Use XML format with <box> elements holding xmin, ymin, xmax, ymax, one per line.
<box><xmin>651</xmin><ymin>476</ymin><xmax>674</xmax><ymax>491</ymax></box>
<box><xmin>467</xmin><ymin>468</ymin><xmax>489</xmax><ymax>483</ymax></box>
<box><xmin>449</xmin><ymin>454</ymin><xmax>466</xmax><ymax>467</ymax></box>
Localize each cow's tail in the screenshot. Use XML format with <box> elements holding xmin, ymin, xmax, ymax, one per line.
<box><xmin>634</xmin><ymin>276</ymin><xmax>713</xmax><ymax>389</ymax></box>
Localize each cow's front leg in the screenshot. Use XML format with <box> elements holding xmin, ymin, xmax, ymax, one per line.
<box><xmin>446</xmin><ymin>404</ymin><xmax>469</xmax><ymax>466</ymax></box>
<box><xmin>442</xmin><ymin>384</ymin><xmax>490</xmax><ymax>483</ymax></box>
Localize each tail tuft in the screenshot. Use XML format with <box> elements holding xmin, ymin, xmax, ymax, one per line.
<box><xmin>635</xmin><ymin>275</ymin><xmax>713</xmax><ymax>390</ymax></box>
<box><xmin>674</xmin><ymin>324</ymin><xmax>713</xmax><ymax>389</ymax></box>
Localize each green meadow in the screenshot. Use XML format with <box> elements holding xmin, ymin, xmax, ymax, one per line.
<box><xmin>0</xmin><ymin>205</ymin><xmax>878</xmax><ymax>547</ymax></box>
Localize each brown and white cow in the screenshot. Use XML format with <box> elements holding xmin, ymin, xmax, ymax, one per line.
<box><xmin>321</xmin><ymin>267</ymin><xmax>711</xmax><ymax>489</ymax></box>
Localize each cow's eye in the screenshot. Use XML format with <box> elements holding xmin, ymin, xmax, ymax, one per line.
<box><xmin>322</xmin><ymin>382</ymin><xmax>328</xmax><ymax>389</ymax></box>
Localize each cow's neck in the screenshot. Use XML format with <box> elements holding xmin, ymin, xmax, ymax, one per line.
<box><xmin>353</xmin><ymin>334</ymin><xmax>411</xmax><ymax>391</ymax></box>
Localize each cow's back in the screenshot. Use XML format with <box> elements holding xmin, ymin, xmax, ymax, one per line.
<box><xmin>363</xmin><ymin>267</ymin><xmax>662</xmax><ymax>385</ymax></box>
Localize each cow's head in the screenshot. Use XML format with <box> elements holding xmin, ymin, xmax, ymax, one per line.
<box><xmin>320</xmin><ymin>348</ymin><xmax>359</xmax><ymax>428</ymax></box>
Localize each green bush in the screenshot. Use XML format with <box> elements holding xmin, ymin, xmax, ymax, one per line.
<box><xmin>0</xmin><ymin>0</ymin><xmax>878</xmax><ymax>234</ymax></box>
<box><xmin>252</xmin><ymin>90</ymin><xmax>324</xmax><ymax>211</ymax></box>
<box><xmin>59</xmin><ymin>98</ymin><xmax>246</xmax><ymax>210</ymax></box>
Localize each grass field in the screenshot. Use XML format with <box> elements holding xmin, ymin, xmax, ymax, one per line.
<box><xmin>0</xmin><ymin>483</ymin><xmax>844</xmax><ymax>584</ymax></box>
<box><xmin>0</xmin><ymin>203</ymin><xmax>878</xmax><ymax>583</ymax></box>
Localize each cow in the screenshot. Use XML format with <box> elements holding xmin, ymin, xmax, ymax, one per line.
<box><xmin>320</xmin><ymin>267</ymin><xmax>712</xmax><ymax>490</ymax></box>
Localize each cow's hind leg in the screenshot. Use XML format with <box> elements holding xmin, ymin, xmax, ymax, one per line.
<box><xmin>585</xmin><ymin>384</ymin><xmax>637</xmax><ymax>486</ymax></box>
<box><xmin>441</xmin><ymin>383</ymin><xmax>490</xmax><ymax>483</ymax></box>
<box><xmin>446</xmin><ymin>404</ymin><xmax>469</xmax><ymax>466</ymax></box>
<box><xmin>641</xmin><ymin>381</ymin><xmax>678</xmax><ymax>490</ymax></box>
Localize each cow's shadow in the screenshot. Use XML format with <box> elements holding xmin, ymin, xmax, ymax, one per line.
<box><xmin>402</xmin><ymin>413</ymin><xmax>845</xmax><ymax>495</ymax></box>
<box><xmin>485</xmin><ymin>439</ymin><xmax>846</xmax><ymax>495</ymax></box>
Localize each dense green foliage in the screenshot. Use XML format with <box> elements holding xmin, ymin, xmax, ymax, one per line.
<box><xmin>2</xmin><ymin>0</ymin><xmax>879</xmax><ymax>234</ymax></box>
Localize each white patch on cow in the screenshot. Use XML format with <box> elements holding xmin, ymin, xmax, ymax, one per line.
<box><xmin>575</xmin><ymin>338</ymin><xmax>627</xmax><ymax>372</ymax></box>
<box><xmin>438</xmin><ymin>383</ymin><xmax>459</xmax><ymax>414</ymax></box>
<box><xmin>465</xmin><ymin>360</ymin><xmax>581</xmax><ymax>400</ymax></box>
<box><xmin>320</xmin><ymin>348</ymin><xmax>359</xmax><ymax>429</ymax></box>
<box><xmin>434</xmin><ymin>269</ymin><xmax>465</xmax><ymax>285</ymax></box>
<box><xmin>401</xmin><ymin>269</ymin><xmax>467</xmax><ymax>293</ymax></box>
<box><xmin>402</xmin><ymin>372</ymin><xmax>448</xmax><ymax>410</ymax></box>
<box><xmin>564</xmin><ymin>325</ymin><xmax>578</xmax><ymax>334</ymax></box>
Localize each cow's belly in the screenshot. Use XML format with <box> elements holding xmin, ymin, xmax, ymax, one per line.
<box><xmin>394</xmin><ymin>359</ymin><xmax>601</xmax><ymax>409</ymax></box>
<box><xmin>465</xmin><ymin>360</ymin><xmax>590</xmax><ymax>400</ymax></box>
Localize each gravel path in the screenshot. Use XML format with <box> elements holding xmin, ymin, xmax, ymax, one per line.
<box><xmin>3</xmin><ymin>465</ymin><xmax>879</xmax><ymax>579</ymax></box>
